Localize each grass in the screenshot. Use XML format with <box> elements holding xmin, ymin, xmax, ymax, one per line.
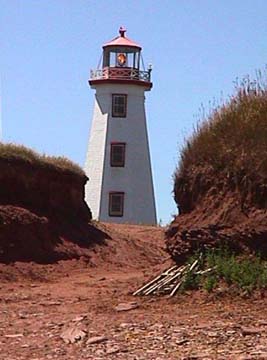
<box><xmin>174</xmin><ymin>69</ymin><xmax>267</xmax><ymax>209</ymax></box>
<box><xmin>206</xmin><ymin>248</ymin><xmax>267</xmax><ymax>293</ymax></box>
<box><xmin>0</xmin><ymin>142</ymin><xmax>85</xmax><ymax>177</ymax></box>
<box><xmin>182</xmin><ymin>248</ymin><xmax>267</xmax><ymax>294</ymax></box>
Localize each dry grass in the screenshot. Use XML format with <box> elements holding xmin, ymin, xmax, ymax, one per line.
<box><xmin>175</xmin><ymin>71</ymin><xmax>267</xmax><ymax>198</ymax></box>
<box><xmin>0</xmin><ymin>142</ymin><xmax>85</xmax><ymax>177</ymax></box>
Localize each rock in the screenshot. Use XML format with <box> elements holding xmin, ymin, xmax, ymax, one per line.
<box><xmin>119</xmin><ymin>322</ymin><xmax>137</xmax><ymax>331</ymax></box>
<box><xmin>18</xmin><ymin>313</ymin><xmax>27</xmax><ymax>319</ymax></box>
<box><xmin>206</xmin><ymin>331</ymin><xmax>219</xmax><ymax>337</ymax></box>
<box><xmin>72</xmin><ymin>315</ymin><xmax>87</xmax><ymax>322</ymax></box>
<box><xmin>86</xmin><ymin>336</ymin><xmax>108</xmax><ymax>345</ymax></box>
<box><xmin>5</xmin><ymin>333</ymin><xmax>24</xmax><ymax>338</ymax></box>
<box><xmin>115</xmin><ymin>302</ymin><xmax>139</xmax><ymax>312</ymax></box>
<box><xmin>60</xmin><ymin>326</ymin><xmax>87</xmax><ymax>344</ymax></box>
<box><xmin>258</xmin><ymin>320</ymin><xmax>267</xmax><ymax>326</ymax></box>
<box><xmin>241</xmin><ymin>327</ymin><xmax>263</xmax><ymax>336</ymax></box>
<box><xmin>98</xmin><ymin>277</ymin><xmax>106</xmax><ymax>281</ymax></box>
<box><xmin>119</xmin><ymin>322</ymin><xmax>133</xmax><ymax>328</ymax></box>
<box><xmin>106</xmin><ymin>344</ymin><xmax>120</xmax><ymax>354</ymax></box>
<box><xmin>175</xmin><ymin>338</ymin><xmax>189</xmax><ymax>345</ymax></box>
<box><xmin>40</xmin><ymin>301</ymin><xmax>62</xmax><ymax>306</ymax></box>
<box><xmin>226</xmin><ymin>330</ymin><xmax>236</xmax><ymax>336</ymax></box>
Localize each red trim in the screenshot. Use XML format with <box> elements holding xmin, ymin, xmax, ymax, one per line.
<box><xmin>103</xmin><ymin>27</ymin><xmax>142</xmax><ymax>49</ymax></box>
<box><xmin>103</xmin><ymin>36</ymin><xmax>141</xmax><ymax>50</ymax></box>
<box><xmin>89</xmin><ymin>79</ymin><xmax>152</xmax><ymax>89</ymax></box>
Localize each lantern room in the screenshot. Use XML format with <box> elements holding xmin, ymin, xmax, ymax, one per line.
<box><xmin>102</xmin><ymin>26</ymin><xmax>141</xmax><ymax>69</ymax></box>
<box><xmin>89</xmin><ymin>27</ymin><xmax>152</xmax><ymax>87</ymax></box>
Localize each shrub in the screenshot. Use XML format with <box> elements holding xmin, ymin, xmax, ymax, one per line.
<box><xmin>204</xmin><ymin>248</ymin><xmax>267</xmax><ymax>293</ymax></box>
<box><xmin>174</xmin><ymin>69</ymin><xmax>267</xmax><ymax>211</ymax></box>
<box><xmin>203</xmin><ymin>275</ymin><xmax>218</xmax><ymax>293</ymax></box>
<box><xmin>181</xmin><ymin>271</ymin><xmax>200</xmax><ymax>291</ymax></box>
<box><xmin>181</xmin><ymin>247</ymin><xmax>267</xmax><ymax>294</ymax></box>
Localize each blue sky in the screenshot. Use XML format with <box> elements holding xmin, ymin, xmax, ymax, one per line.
<box><xmin>1</xmin><ymin>0</ymin><xmax>267</xmax><ymax>223</ymax></box>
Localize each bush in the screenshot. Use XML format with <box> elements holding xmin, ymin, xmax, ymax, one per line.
<box><xmin>205</xmin><ymin>248</ymin><xmax>267</xmax><ymax>293</ymax></box>
<box><xmin>178</xmin><ymin>75</ymin><xmax>267</xmax><ymax>177</ymax></box>
<box><xmin>203</xmin><ymin>275</ymin><xmax>218</xmax><ymax>293</ymax></box>
<box><xmin>181</xmin><ymin>248</ymin><xmax>267</xmax><ymax>294</ymax></box>
<box><xmin>181</xmin><ymin>271</ymin><xmax>200</xmax><ymax>291</ymax></box>
<box><xmin>174</xmin><ymin>69</ymin><xmax>267</xmax><ymax>211</ymax></box>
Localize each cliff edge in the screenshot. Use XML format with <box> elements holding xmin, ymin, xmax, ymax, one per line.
<box><xmin>166</xmin><ymin>77</ymin><xmax>267</xmax><ymax>261</ymax></box>
<box><xmin>0</xmin><ymin>144</ymin><xmax>106</xmax><ymax>263</ymax></box>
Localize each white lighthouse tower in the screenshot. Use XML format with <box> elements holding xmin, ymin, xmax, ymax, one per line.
<box><xmin>85</xmin><ymin>27</ymin><xmax>156</xmax><ymax>225</ymax></box>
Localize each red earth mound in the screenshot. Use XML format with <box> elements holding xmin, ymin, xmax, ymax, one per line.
<box><xmin>0</xmin><ymin>156</ymin><xmax>168</xmax><ymax>267</ymax></box>
<box><xmin>0</xmin><ymin>222</ymin><xmax>167</xmax><ymax>282</ymax></box>
<box><xmin>0</xmin><ymin>205</ymin><xmax>109</xmax><ymax>264</ymax></box>
<box><xmin>0</xmin><ymin>157</ymin><xmax>111</xmax><ymax>263</ymax></box>
<box><xmin>166</xmin><ymin>168</ymin><xmax>267</xmax><ymax>262</ymax></box>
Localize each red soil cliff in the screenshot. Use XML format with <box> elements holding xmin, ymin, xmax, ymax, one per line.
<box><xmin>166</xmin><ymin>82</ymin><xmax>267</xmax><ymax>261</ymax></box>
<box><xmin>0</xmin><ymin>157</ymin><xmax>107</xmax><ymax>263</ymax></box>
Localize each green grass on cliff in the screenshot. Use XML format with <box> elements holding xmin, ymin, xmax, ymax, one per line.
<box><xmin>0</xmin><ymin>142</ymin><xmax>85</xmax><ymax>177</ymax></box>
<box><xmin>174</xmin><ymin>70</ymin><xmax>267</xmax><ymax>206</ymax></box>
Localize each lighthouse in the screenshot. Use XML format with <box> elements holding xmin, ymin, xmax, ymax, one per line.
<box><xmin>84</xmin><ymin>27</ymin><xmax>156</xmax><ymax>225</ymax></box>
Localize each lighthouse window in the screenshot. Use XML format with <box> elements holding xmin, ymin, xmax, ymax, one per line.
<box><xmin>109</xmin><ymin>192</ymin><xmax>124</xmax><ymax>217</ymax></box>
<box><xmin>112</xmin><ymin>94</ymin><xmax>127</xmax><ymax>117</ymax></box>
<box><xmin>110</xmin><ymin>143</ymin><xmax>126</xmax><ymax>167</ymax></box>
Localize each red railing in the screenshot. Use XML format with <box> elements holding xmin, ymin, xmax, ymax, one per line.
<box><xmin>90</xmin><ymin>67</ymin><xmax>151</xmax><ymax>82</ymax></box>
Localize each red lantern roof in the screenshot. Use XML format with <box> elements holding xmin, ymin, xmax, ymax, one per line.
<box><xmin>103</xmin><ymin>27</ymin><xmax>141</xmax><ymax>50</ymax></box>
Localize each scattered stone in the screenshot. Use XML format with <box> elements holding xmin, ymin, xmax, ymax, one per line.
<box><xmin>106</xmin><ymin>344</ymin><xmax>120</xmax><ymax>354</ymax></box>
<box><xmin>258</xmin><ymin>320</ymin><xmax>267</xmax><ymax>326</ymax></box>
<box><xmin>206</xmin><ymin>331</ymin><xmax>219</xmax><ymax>337</ymax></box>
<box><xmin>151</xmin><ymin>323</ymin><xmax>164</xmax><ymax>330</ymax></box>
<box><xmin>86</xmin><ymin>335</ymin><xmax>108</xmax><ymax>345</ymax></box>
<box><xmin>60</xmin><ymin>326</ymin><xmax>87</xmax><ymax>344</ymax></box>
<box><xmin>40</xmin><ymin>301</ymin><xmax>62</xmax><ymax>306</ymax></box>
<box><xmin>18</xmin><ymin>313</ymin><xmax>27</xmax><ymax>319</ymax></box>
<box><xmin>72</xmin><ymin>315</ymin><xmax>87</xmax><ymax>322</ymax></box>
<box><xmin>176</xmin><ymin>338</ymin><xmax>189</xmax><ymax>345</ymax></box>
<box><xmin>5</xmin><ymin>333</ymin><xmax>24</xmax><ymax>338</ymax></box>
<box><xmin>94</xmin><ymin>348</ymin><xmax>105</xmax><ymax>356</ymax></box>
<box><xmin>226</xmin><ymin>330</ymin><xmax>236</xmax><ymax>336</ymax></box>
<box><xmin>115</xmin><ymin>301</ymin><xmax>139</xmax><ymax>312</ymax></box>
<box><xmin>119</xmin><ymin>322</ymin><xmax>134</xmax><ymax>329</ymax></box>
<box><xmin>241</xmin><ymin>327</ymin><xmax>263</xmax><ymax>336</ymax></box>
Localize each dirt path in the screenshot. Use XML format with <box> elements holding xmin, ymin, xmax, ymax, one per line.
<box><xmin>0</xmin><ymin>224</ymin><xmax>267</xmax><ymax>359</ymax></box>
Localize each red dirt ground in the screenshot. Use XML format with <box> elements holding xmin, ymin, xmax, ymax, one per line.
<box><xmin>1</xmin><ymin>223</ymin><xmax>267</xmax><ymax>360</ymax></box>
